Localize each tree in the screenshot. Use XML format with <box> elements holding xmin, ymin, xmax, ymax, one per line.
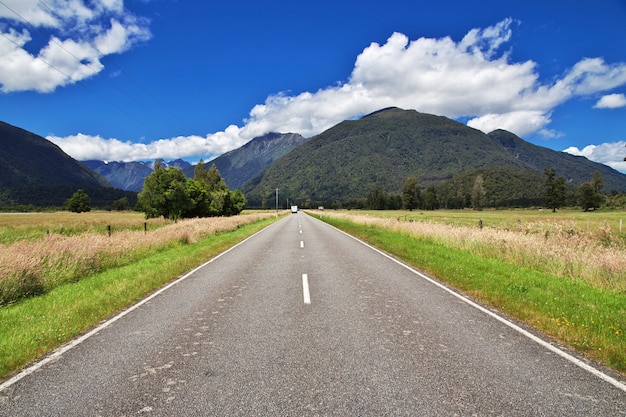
<box><xmin>422</xmin><ymin>186</ymin><xmax>438</xmax><ymax>210</ymax></box>
<box><xmin>401</xmin><ymin>177</ymin><xmax>421</xmax><ymax>210</ymax></box>
<box><xmin>471</xmin><ymin>175</ymin><xmax>486</xmax><ymax>210</ymax></box>
<box><xmin>592</xmin><ymin>170</ymin><xmax>604</xmax><ymax>194</ymax></box>
<box><xmin>544</xmin><ymin>169</ymin><xmax>565</xmax><ymax>212</ymax></box>
<box><xmin>138</xmin><ymin>161</ymin><xmax>246</xmax><ymax>219</ymax></box>
<box><xmin>111</xmin><ymin>197</ymin><xmax>129</xmax><ymax>211</ymax></box>
<box><xmin>66</xmin><ymin>189</ymin><xmax>91</xmax><ymax>213</ymax></box>
<box><xmin>366</xmin><ymin>186</ymin><xmax>387</xmax><ymax>210</ymax></box>
<box><xmin>138</xmin><ymin>162</ymin><xmax>190</xmax><ymax>220</ymax></box>
<box><xmin>228</xmin><ymin>189</ymin><xmax>247</xmax><ymax>215</ymax></box>
<box><xmin>578</xmin><ymin>171</ymin><xmax>605</xmax><ymax>212</ymax></box>
<box><xmin>578</xmin><ymin>182</ymin><xmax>604</xmax><ymax>212</ymax></box>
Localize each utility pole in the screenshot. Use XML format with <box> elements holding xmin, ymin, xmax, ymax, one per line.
<box><xmin>275</xmin><ymin>188</ymin><xmax>279</xmax><ymax>215</ymax></box>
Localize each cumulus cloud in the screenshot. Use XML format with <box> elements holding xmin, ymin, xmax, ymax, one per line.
<box><xmin>45</xmin><ymin>18</ymin><xmax>626</xmax><ymax>163</ymax></box>
<box><xmin>564</xmin><ymin>142</ymin><xmax>626</xmax><ymax>173</ymax></box>
<box><xmin>47</xmin><ymin>125</ymin><xmax>248</xmax><ymax>162</ymax></box>
<box><xmin>0</xmin><ymin>0</ymin><xmax>150</xmax><ymax>93</ymax></box>
<box><xmin>594</xmin><ymin>93</ymin><xmax>626</xmax><ymax>109</ymax></box>
<box><xmin>241</xmin><ymin>19</ymin><xmax>626</xmax><ymax>140</ymax></box>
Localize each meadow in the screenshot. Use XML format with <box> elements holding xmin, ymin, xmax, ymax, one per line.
<box><xmin>313</xmin><ymin>209</ymin><xmax>626</xmax><ymax>374</ymax></box>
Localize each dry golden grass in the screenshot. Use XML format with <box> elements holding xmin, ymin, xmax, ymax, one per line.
<box><xmin>0</xmin><ymin>212</ymin><xmax>277</xmax><ymax>305</ymax></box>
<box><xmin>315</xmin><ymin>211</ymin><xmax>626</xmax><ymax>292</ymax></box>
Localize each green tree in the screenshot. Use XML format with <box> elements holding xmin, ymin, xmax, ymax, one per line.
<box><xmin>592</xmin><ymin>170</ymin><xmax>604</xmax><ymax>193</ymax></box>
<box><xmin>471</xmin><ymin>175</ymin><xmax>486</xmax><ymax>210</ymax></box>
<box><xmin>228</xmin><ymin>189</ymin><xmax>247</xmax><ymax>215</ymax></box>
<box><xmin>138</xmin><ymin>162</ymin><xmax>190</xmax><ymax>220</ymax></box>
<box><xmin>367</xmin><ymin>186</ymin><xmax>387</xmax><ymax>210</ymax></box>
<box><xmin>544</xmin><ymin>169</ymin><xmax>565</xmax><ymax>212</ymax></box>
<box><xmin>422</xmin><ymin>186</ymin><xmax>438</xmax><ymax>210</ymax></box>
<box><xmin>578</xmin><ymin>182</ymin><xmax>604</xmax><ymax>212</ymax></box>
<box><xmin>401</xmin><ymin>177</ymin><xmax>421</xmax><ymax>210</ymax></box>
<box><xmin>66</xmin><ymin>189</ymin><xmax>91</xmax><ymax>213</ymax></box>
<box><xmin>111</xmin><ymin>197</ymin><xmax>129</xmax><ymax>211</ymax></box>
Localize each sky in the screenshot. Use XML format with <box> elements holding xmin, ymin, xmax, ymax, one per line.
<box><xmin>1</xmin><ymin>0</ymin><xmax>625</xmax><ymax>173</ymax></box>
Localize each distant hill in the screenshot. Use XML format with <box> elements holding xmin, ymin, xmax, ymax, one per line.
<box><xmin>241</xmin><ymin>108</ymin><xmax>626</xmax><ymax>207</ymax></box>
<box><xmin>487</xmin><ymin>129</ymin><xmax>625</xmax><ymax>192</ymax></box>
<box><xmin>82</xmin><ymin>160</ymin><xmax>153</xmax><ymax>192</ymax></box>
<box><xmin>82</xmin><ymin>159</ymin><xmax>194</xmax><ymax>192</ymax></box>
<box><xmin>210</xmin><ymin>132</ymin><xmax>308</xmax><ymax>189</ymax></box>
<box><xmin>0</xmin><ymin>121</ymin><xmax>110</xmax><ymax>190</ymax></box>
<box><xmin>83</xmin><ymin>132</ymin><xmax>308</xmax><ymax>192</ymax></box>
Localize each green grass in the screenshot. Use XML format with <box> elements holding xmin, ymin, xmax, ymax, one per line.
<box><xmin>362</xmin><ymin>208</ymin><xmax>626</xmax><ymax>236</ymax></box>
<box><xmin>320</xmin><ymin>215</ymin><xmax>626</xmax><ymax>374</ymax></box>
<box><xmin>0</xmin><ymin>216</ymin><xmax>278</xmax><ymax>379</ymax></box>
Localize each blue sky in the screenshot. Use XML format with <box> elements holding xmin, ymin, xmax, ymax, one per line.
<box><xmin>1</xmin><ymin>0</ymin><xmax>625</xmax><ymax>173</ymax></box>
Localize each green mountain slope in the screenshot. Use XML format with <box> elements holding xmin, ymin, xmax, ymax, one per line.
<box><xmin>0</xmin><ymin>121</ymin><xmax>110</xmax><ymax>189</ymax></box>
<box><xmin>242</xmin><ymin>108</ymin><xmax>626</xmax><ymax>207</ymax></box>
<box><xmin>242</xmin><ymin>108</ymin><xmax>528</xmax><ymax>205</ymax></box>
<box><xmin>487</xmin><ymin>129</ymin><xmax>625</xmax><ymax>193</ymax></box>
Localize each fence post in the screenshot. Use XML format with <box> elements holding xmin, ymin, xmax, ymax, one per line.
<box><xmin>107</xmin><ymin>225</ymin><xmax>111</xmax><ymax>237</ymax></box>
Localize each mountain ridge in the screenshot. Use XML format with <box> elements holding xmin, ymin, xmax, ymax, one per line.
<box><xmin>241</xmin><ymin>108</ymin><xmax>626</xmax><ymax>207</ymax></box>
<box><xmin>0</xmin><ymin>121</ymin><xmax>111</xmax><ymax>189</ymax></box>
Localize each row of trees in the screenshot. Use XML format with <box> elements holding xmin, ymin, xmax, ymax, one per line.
<box><xmin>359</xmin><ymin>170</ymin><xmax>611</xmax><ymax>212</ymax></box>
<box><xmin>137</xmin><ymin>161</ymin><xmax>246</xmax><ymax>219</ymax></box>
<box><xmin>545</xmin><ymin>169</ymin><xmax>605</xmax><ymax>212</ymax></box>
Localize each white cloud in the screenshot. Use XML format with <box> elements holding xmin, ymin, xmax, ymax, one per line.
<box><xmin>594</xmin><ymin>93</ymin><xmax>626</xmax><ymax>109</ymax></box>
<box><xmin>44</xmin><ymin>19</ymin><xmax>626</xmax><ymax>162</ymax></box>
<box><xmin>0</xmin><ymin>0</ymin><xmax>150</xmax><ymax>93</ymax></box>
<box><xmin>564</xmin><ymin>142</ymin><xmax>626</xmax><ymax>173</ymax></box>
<box><xmin>47</xmin><ymin>125</ymin><xmax>248</xmax><ymax>162</ymax></box>
<box><xmin>466</xmin><ymin>111</ymin><xmax>552</xmax><ymax>137</ymax></box>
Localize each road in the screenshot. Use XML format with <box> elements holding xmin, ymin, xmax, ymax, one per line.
<box><xmin>1</xmin><ymin>212</ymin><xmax>625</xmax><ymax>416</ymax></box>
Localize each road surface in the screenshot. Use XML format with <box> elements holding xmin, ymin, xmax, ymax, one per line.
<box><xmin>1</xmin><ymin>213</ymin><xmax>625</xmax><ymax>416</ymax></box>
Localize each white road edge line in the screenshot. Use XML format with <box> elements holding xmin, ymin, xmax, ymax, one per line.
<box><xmin>0</xmin><ymin>221</ymin><xmax>279</xmax><ymax>393</ymax></box>
<box><xmin>302</xmin><ymin>274</ymin><xmax>311</xmax><ymax>305</ymax></box>
<box><xmin>322</xmin><ymin>218</ymin><xmax>626</xmax><ymax>393</ymax></box>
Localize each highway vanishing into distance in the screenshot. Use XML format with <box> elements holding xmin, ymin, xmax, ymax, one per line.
<box><xmin>1</xmin><ymin>213</ymin><xmax>625</xmax><ymax>416</ymax></box>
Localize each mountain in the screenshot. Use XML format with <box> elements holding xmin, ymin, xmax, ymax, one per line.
<box><xmin>0</xmin><ymin>121</ymin><xmax>110</xmax><ymax>189</ymax></box>
<box><xmin>487</xmin><ymin>129</ymin><xmax>624</xmax><ymax>192</ymax></box>
<box><xmin>0</xmin><ymin>121</ymin><xmax>142</xmax><ymax>208</ymax></box>
<box><xmin>82</xmin><ymin>160</ymin><xmax>154</xmax><ymax>192</ymax></box>
<box><xmin>241</xmin><ymin>108</ymin><xmax>626</xmax><ymax>207</ymax></box>
<box><xmin>83</xmin><ymin>132</ymin><xmax>308</xmax><ymax>192</ymax></box>
<box><xmin>210</xmin><ymin>132</ymin><xmax>308</xmax><ymax>189</ymax></box>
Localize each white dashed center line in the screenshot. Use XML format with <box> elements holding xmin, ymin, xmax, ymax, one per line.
<box><xmin>302</xmin><ymin>274</ymin><xmax>311</xmax><ymax>305</ymax></box>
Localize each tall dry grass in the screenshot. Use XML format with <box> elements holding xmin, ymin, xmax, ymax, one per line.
<box><xmin>316</xmin><ymin>211</ymin><xmax>626</xmax><ymax>292</ymax></box>
<box><xmin>0</xmin><ymin>213</ymin><xmax>275</xmax><ymax>306</ymax></box>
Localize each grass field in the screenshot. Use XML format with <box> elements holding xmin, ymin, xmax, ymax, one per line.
<box><xmin>364</xmin><ymin>208</ymin><xmax>626</xmax><ymax>236</ymax></box>
<box><xmin>312</xmin><ymin>209</ymin><xmax>626</xmax><ymax>374</ymax></box>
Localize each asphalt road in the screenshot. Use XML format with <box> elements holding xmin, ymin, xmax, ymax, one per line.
<box><xmin>1</xmin><ymin>212</ymin><xmax>625</xmax><ymax>416</ymax></box>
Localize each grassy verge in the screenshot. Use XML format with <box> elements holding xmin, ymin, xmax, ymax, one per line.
<box><xmin>319</xmin><ymin>215</ymin><xmax>626</xmax><ymax>375</ymax></box>
<box><xmin>0</xmin><ymin>216</ymin><xmax>278</xmax><ymax>379</ymax></box>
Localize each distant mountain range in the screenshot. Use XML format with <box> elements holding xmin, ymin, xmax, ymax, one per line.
<box><xmin>1</xmin><ymin>108</ymin><xmax>625</xmax><ymax>209</ymax></box>
<box><xmin>82</xmin><ymin>159</ymin><xmax>194</xmax><ymax>192</ymax></box>
<box><xmin>82</xmin><ymin>132</ymin><xmax>308</xmax><ymax>192</ymax></box>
